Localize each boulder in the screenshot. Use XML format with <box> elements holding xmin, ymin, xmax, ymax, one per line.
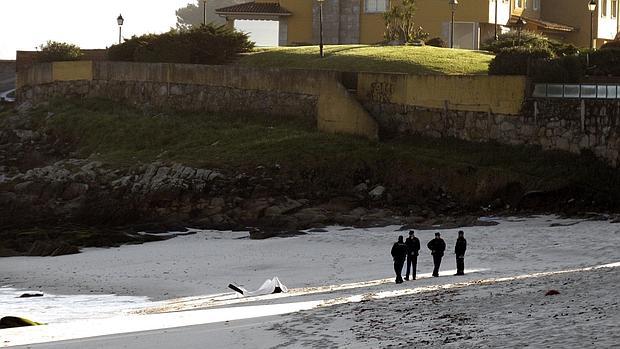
<box><xmin>353</xmin><ymin>183</ymin><xmax>368</xmax><ymax>192</ymax></box>
<box><xmin>264</xmin><ymin>198</ymin><xmax>303</xmax><ymax>217</ymax></box>
<box><xmin>545</xmin><ymin>289</ymin><xmax>560</xmax><ymax>296</ymax></box>
<box><xmin>368</xmin><ymin>185</ymin><xmax>386</xmax><ymax>200</ymax></box>
<box><xmin>0</xmin><ymin>316</ymin><xmax>43</xmax><ymax>329</ymax></box>
<box><xmin>19</xmin><ymin>293</ymin><xmax>43</xmax><ymax>298</ymax></box>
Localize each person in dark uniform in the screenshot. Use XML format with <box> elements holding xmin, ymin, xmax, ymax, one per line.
<box><xmin>427</xmin><ymin>232</ymin><xmax>446</xmax><ymax>277</ymax></box>
<box><xmin>391</xmin><ymin>235</ymin><xmax>407</xmax><ymax>284</ymax></box>
<box><xmin>455</xmin><ymin>230</ymin><xmax>467</xmax><ymax>275</ymax></box>
<box><xmin>404</xmin><ymin>230</ymin><xmax>420</xmax><ymax>280</ymax></box>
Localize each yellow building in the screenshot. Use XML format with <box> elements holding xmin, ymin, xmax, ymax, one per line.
<box><xmin>215</xmin><ymin>0</ymin><xmax>619</xmax><ymax>49</ymax></box>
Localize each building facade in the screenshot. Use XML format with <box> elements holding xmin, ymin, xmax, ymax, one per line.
<box><xmin>215</xmin><ymin>0</ymin><xmax>619</xmax><ymax>49</ymax></box>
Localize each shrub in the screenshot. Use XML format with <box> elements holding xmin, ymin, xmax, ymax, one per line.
<box><xmin>108</xmin><ymin>24</ymin><xmax>254</xmax><ymax>65</ymax></box>
<box><xmin>529</xmin><ymin>55</ymin><xmax>585</xmax><ymax>83</ymax></box>
<box><xmin>548</xmin><ymin>41</ymin><xmax>579</xmax><ymax>56</ymax></box>
<box><xmin>425</xmin><ymin>37</ymin><xmax>446</xmax><ymax>48</ymax></box>
<box><xmin>37</xmin><ymin>41</ymin><xmax>83</xmax><ymax>62</ymax></box>
<box><xmin>489</xmin><ymin>46</ymin><xmax>554</xmax><ymax>75</ymax></box>
<box><xmin>482</xmin><ymin>31</ymin><xmax>577</xmax><ymax>57</ymax></box>
<box><xmin>588</xmin><ymin>48</ymin><xmax>620</xmax><ymax>76</ymax></box>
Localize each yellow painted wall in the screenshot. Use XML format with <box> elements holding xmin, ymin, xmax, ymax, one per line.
<box><xmin>280</xmin><ymin>0</ymin><xmax>314</xmax><ymax>44</ymax></box>
<box><xmin>360</xmin><ymin>0</ymin><xmax>493</xmax><ymax>44</ymax></box>
<box><xmin>360</xmin><ymin>12</ymin><xmax>386</xmax><ymax>43</ymax></box>
<box><xmin>317</xmin><ymin>77</ymin><xmax>379</xmax><ymax>139</ymax></box>
<box><xmin>543</xmin><ymin>0</ymin><xmax>597</xmax><ymax>48</ymax></box>
<box><xmin>358</xmin><ymin>72</ymin><xmax>526</xmax><ymax>115</ymax></box>
<box><xmin>52</xmin><ymin>61</ymin><xmax>93</xmax><ymax>81</ymax></box>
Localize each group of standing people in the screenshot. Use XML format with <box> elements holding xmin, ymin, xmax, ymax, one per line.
<box><xmin>390</xmin><ymin>230</ymin><xmax>467</xmax><ymax>284</ymax></box>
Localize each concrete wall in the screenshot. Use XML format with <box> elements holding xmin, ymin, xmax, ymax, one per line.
<box><xmin>357</xmin><ymin>73</ymin><xmax>526</xmax><ymax>115</ymax></box>
<box><xmin>318</xmin><ymin>77</ymin><xmax>378</xmax><ymax>138</ymax></box>
<box><xmin>17</xmin><ymin>61</ymin><xmax>378</xmax><ymax>140</ymax></box>
<box><xmin>16</xmin><ymin>50</ymin><xmax>107</xmax><ymax>73</ymax></box>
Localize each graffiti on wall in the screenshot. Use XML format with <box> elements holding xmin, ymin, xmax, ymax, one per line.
<box><xmin>367</xmin><ymin>81</ymin><xmax>394</xmax><ymax>103</ymax></box>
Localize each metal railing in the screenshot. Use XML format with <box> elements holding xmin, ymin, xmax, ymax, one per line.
<box><xmin>533</xmin><ymin>83</ymin><xmax>620</xmax><ymax>99</ymax></box>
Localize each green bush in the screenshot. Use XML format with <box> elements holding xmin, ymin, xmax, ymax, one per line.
<box><xmin>588</xmin><ymin>48</ymin><xmax>620</xmax><ymax>76</ymax></box>
<box><xmin>482</xmin><ymin>31</ymin><xmax>577</xmax><ymax>56</ymax></box>
<box><xmin>489</xmin><ymin>46</ymin><xmax>554</xmax><ymax>75</ymax></box>
<box><xmin>529</xmin><ymin>55</ymin><xmax>585</xmax><ymax>83</ymax></box>
<box><xmin>108</xmin><ymin>24</ymin><xmax>254</xmax><ymax>65</ymax></box>
<box><xmin>37</xmin><ymin>41</ymin><xmax>83</xmax><ymax>62</ymax></box>
<box><xmin>425</xmin><ymin>37</ymin><xmax>446</xmax><ymax>48</ymax></box>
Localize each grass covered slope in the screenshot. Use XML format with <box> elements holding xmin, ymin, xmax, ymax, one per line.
<box><xmin>236</xmin><ymin>45</ymin><xmax>493</xmax><ymax>75</ymax></box>
<box><xmin>10</xmin><ymin>98</ymin><xmax>619</xmax><ymax>208</ymax></box>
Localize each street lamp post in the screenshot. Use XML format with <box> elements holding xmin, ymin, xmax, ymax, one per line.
<box><xmin>494</xmin><ymin>0</ymin><xmax>499</xmax><ymax>40</ymax></box>
<box><xmin>117</xmin><ymin>14</ymin><xmax>124</xmax><ymax>44</ymax></box>
<box><xmin>516</xmin><ymin>17</ymin><xmax>526</xmax><ymax>44</ymax></box>
<box><xmin>448</xmin><ymin>0</ymin><xmax>459</xmax><ymax>48</ymax></box>
<box><xmin>318</xmin><ymin>0</ymin><xmax>324</xmax><ymax>58</ymax></box>
<box><xmin>588</xmin><ymin>0</ymin><xmax>597</xmax><ymax>49</ymax></box>
<box><xmin>203</xmin><ymin>0</ymin><xmax>208</xmax><ymax>26</ymax></box>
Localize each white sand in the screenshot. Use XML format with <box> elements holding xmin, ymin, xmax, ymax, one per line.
<box><xmin>1</xmin><ymin>216</ymin><xmax>619</xmax><ymax>348</ymax></box>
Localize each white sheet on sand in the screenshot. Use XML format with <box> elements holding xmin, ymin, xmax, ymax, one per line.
<box><xmin>234</xmin><ymin>277</ymin><xmax>288</xmax><ymax>297</ymax></box>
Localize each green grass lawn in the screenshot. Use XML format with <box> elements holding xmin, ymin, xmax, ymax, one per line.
<box><xmin>236</xmin><ymin>45</ymin><xmax>493</xmax><ymax>75</ymax></box>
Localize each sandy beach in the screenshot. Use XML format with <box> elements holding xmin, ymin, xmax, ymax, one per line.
<box><xmin>1</xmin><ymin>216</ymin><xmax>619</xmax><ymax>348</ymax></box>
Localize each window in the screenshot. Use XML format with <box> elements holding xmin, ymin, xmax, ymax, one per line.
<box><xmin>602</xmin><ymin>0</ymin><xmax>608</xmax><ymax>17</ymax></box>
<box><xmin>516</xmin><ymin>0</ymin><xmax>523</xmax><ymax>8</ymax></box>
<box><xmin>365</xmin><ymin>0</ymin><xmax>388</xmax><ymax>13</ymax></box>
<box><xmin>533</xmin><ymin>0</ymin><xmax>540</xmax><ymax>10</ymax></box>
<box><xmin>612</xmin><ymin>0</ymin><xmax>618</xmax><ymax>18</ymax></box>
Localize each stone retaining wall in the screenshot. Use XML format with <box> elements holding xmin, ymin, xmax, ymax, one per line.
<box><xmin>363</xmin><ymin>98</ymin><xmax>620</xmax><ymax>167</ymax></box>
<box><xmin>19</xmin><ymin>80</ymin><xmax>319</xmax><ymax>120</ymax></box>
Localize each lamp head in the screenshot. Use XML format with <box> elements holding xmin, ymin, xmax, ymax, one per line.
<box><xmin>516</xmin><ymin>17</ymin><xmax>526</xmax><ymax>31</ymax></box>
<box><xmin>588</xmin><ymin>0</ymin><xmax>597</xmax><ymax>12</ymax></box>
<box><xmin>449</xmin><ymin>0</ymin><xmax>459</xmax><ymax>11</ymax></box>
<box><xmin>117</xmin><ymin>14</ymin><xmax>124</xmax><ymax>26</ymax></box>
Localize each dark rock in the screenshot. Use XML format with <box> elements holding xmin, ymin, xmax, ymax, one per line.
<box><xmin>545</xmin><ymin>289</ymin><xmax>561</xmax><ymax>296</ymax></box>
<box><xmin>19</xmin><ymin>293</ymin><xmax>43</xmax><ymax>298</ymax></box>
<box><xmin>550</xmin><ymin>221</ymin><xmax>580</xmax><ymax>227</ymax></box>
<box><xmin>353</xmin><ymin>183</ymin><xmax>368</xmax><ymax>192</ymax></box>
<box><xmin>61</xmin><ymin>182</ymin><xmax>89</xmax><ymax>200</ymax></box>
<box><xmin>368</xmin><ymin>185</ymin><xmax>386</xmax><ymax>200</ymax></box>
<box><xmin>264</xmin><ymin>198</ymin><xmax>303</xmax><ymax>217</ymax></box>
<box><xmin>321</xmin><ymin>197</ymin><xmax>360</xmax><ymax>212</ymax></box>
<box><xmin>248</xmin><ymin>228</ymin><xmax>307</xmax><ymax>240</ymax></box>
<box><xmin>50</xmin><ymin>244</ymin><xmax>80</xmax><ymax>256</ymax></box>
<box><xmin>0</xmin><ymin>316</ymin><xmax>41</xmax><ymax>329</ymax></box>
<box><xmin>307</xmin><ymin>228</ymin><xmax>328</xmax><ymax>232</ymax></box>
<box><xmin>26</xmin><ymin>240</ymin><xmax>79</xmax><ymax>257</ymax></box>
